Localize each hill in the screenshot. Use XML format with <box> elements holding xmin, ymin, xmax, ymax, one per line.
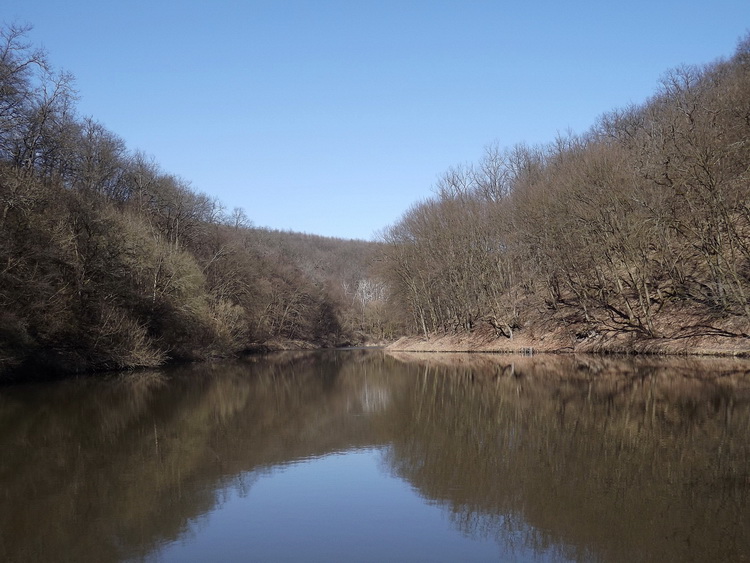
<box><xmin>0</xmin><ymin>25</ymin><xmax>385</xmax><ymax>378</ymax></box>
<box><xmin>379</xmin><ymin>34</ymin><xmax>750</xmax><ymax>355</ymax></box>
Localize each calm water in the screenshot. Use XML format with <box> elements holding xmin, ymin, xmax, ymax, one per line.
<box><xmin>1</xmin><ymin>350</ymin><xmax>749</xmax><ymax>562</ymax></box>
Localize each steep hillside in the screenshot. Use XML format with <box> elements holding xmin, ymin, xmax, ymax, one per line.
<box><xmin>0</xmin><ymin>26</ymin><xmax>384</xmax><ymax>378</ymax></box>
<box><xmin>380</xmin><ymin>34</ymin><xmax>750</xmax><ymax>355</ymax></box>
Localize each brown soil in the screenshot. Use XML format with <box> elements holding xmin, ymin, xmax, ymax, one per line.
<box><xmin>387</xmin><ymin>304</ymin><xmax>750</xmax><ymax>357</ymax></box>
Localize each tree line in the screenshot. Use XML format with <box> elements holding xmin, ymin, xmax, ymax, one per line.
<box><xmin>0</xmin><ymin>24</ymin><xmax>387</xmax><ymax>377</ymax></box>
<box><xmin>4</xmin><ymin>24</ymin><xmax>748</xmax><ymax>376</ymax></box>
<box><xmin>379</xmin><ymin>35</ymin><xmax>750</xmax><ymax>346</ymax></box>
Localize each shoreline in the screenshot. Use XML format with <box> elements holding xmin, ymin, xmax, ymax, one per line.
<box><xmin>385</xmin><ymin>323</ymin><xmax>750</xmax><ymax>358</ymax></box>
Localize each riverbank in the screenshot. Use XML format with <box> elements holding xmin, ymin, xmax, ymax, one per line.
<box><xmin>0</xmin><ymin>338</ymin><xmax>331</xmax><ymax>383</ymax></box>
<box><xmin>386</xmin><ymin>312</ymin><xmax>750</xmax><ymax>357</ymax></box>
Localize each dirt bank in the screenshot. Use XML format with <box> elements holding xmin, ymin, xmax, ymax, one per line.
<box><xmin>386</xmin><ymin>314</ymin><xmax>750</xmax><ymax>357</ymax></box>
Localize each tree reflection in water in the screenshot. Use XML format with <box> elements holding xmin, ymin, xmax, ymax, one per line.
<box><xmin>383</xmin><ymin>353</ymin><xmax>750</xmax><ymax>561</ymax></box>
<box><xmin>0</xmin><ymin>351</ymin><xmax>748</xmax><ymax>562</ymax></box>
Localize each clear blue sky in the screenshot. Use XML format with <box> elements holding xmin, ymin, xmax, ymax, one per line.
<box><xmin>8</xmin><ymin>1</ymin><xmax>750</xmax><ymax>240</ymax></box>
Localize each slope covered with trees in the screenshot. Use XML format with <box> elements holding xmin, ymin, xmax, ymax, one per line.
<box><xmin>4</xmin><ymin>25</ymin><xmax>750</xmax><ymax>377</ymax></box>
<box><xmin>0</xmin><ymin>25</ymin><xmax>386</xmax><ymax>378</ymax></box>
<box><xmin>380</xmin><ymin>35</ymin><xmax>750</xmax><ymax>354</ymax></box>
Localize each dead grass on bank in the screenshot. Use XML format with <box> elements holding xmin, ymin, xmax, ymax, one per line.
<box><xmin>386</xmin><ymin>304</ymin><xmax>750</xmax><ymax>358</ymax></box>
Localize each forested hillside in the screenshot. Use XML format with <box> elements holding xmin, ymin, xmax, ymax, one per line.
<box><xmin>0</xmin><ymin>25</ymin><xmax>386</xmax><ymax>378</ymax></box>
<box><xmin>4</xmin><ymin>25</ymin><xmax>750</xmax><ymax>377</ymax></box>
<box><xmin>380</xmin><ymin>35</ymin><xmax>750</xmax><ymax>354</ymax></box>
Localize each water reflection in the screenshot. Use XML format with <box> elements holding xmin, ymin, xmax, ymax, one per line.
<box><xmin>0</xmin><ymin>351</ymin><xmax>748</xmax><ymax>562</ymax></box>
<box><xmin>384</xmin><ymin>353</ymin><xmax>750</xmax><ymax>562</ymax></box>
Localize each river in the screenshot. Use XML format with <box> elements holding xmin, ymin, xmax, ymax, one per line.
<box><xmin>1</xmin><ymin>350</ymin><xmax>749</xmax><ymax>562</ymax></box>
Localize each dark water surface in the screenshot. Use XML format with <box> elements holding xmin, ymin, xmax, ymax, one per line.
<box><xmin>1</xmin><ymin>350</ymin><xmax>749</xmax><ymax>562</ymax></box>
